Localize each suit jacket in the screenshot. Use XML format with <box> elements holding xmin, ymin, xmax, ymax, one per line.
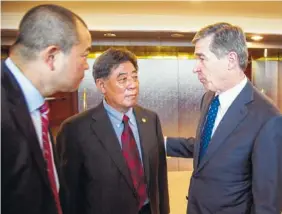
<box><xmin>1</xmin><ymin>63</ymin><xmax>65</xmax><ymax>214</ymax></box>
<box><xmin>167</xmin><ymin>81</ymin><xmax>282</xmax><ymax>214</ymax></box>
<box><xmin>56</xmin><ymin>102</ymin><xmax>170</xmax><ymax>214</ymax></box>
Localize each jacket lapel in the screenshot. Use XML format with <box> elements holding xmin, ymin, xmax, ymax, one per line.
<box><xmin>196</xmin><ymin>81</ymin><xmax>253</xmax><ymax>172</ymax></box>
<box><xmin>194</xmin><ymin>92</ymin><xmax>215</xmax><ymax>169</ymax></box>
<box><xmin>90</xmin><ymin>103</ymin><xmax>135</xmax><ymax>193</ymax></box>
<box><xmin>3</xmin><ymin>66</ymin><xmax>50</xmax><ymax>186</ymax></box>
<box><xmin>133</xmin><ymin>106</ymin><xmax>150</xmax><ymax>187</ymax></box>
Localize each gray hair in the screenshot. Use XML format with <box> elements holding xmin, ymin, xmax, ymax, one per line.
<box><xmin>12</xmin><ymin>4</ymin><xmax>88</xmax><ymax>60</ymax></box>
<box><xmin>192</xmin><ymin>22</ymin><xmax>248</xmax><ymax>70</ymax></box>
<box><xmin>93</xmin><ymin>48</ymin><xmax>138</xmax><ymax>81</ymax></box>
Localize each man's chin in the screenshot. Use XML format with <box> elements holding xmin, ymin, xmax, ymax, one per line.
<box><xmin>202</xmin><ymin>83</ymin><xmax>209</xmax><ymax>91</ymax></box>
<box><xmin>64</xmin><ymin>80</ymin><xmax>81</xmax><ymax>92</ymax></box>
<box><xmin>203</xmin><ymin>82</ymin><xmax>215</xmax><ymax>92</ymax></box>
<box><xmin>125</xmin><ymin>101</ymin><xmax>138</xmax><ymax>108</ymax></box>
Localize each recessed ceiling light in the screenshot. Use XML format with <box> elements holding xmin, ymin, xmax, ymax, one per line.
<box><xmin>251</xmin><ymin>35</ymin><xmax>263</xmax><ymax>41</ymax></box>
<box><xmin>104</xmin><ymin>33</ymin><xmax>116</xmax><ymax>37</ymax></box>
<box><xmin>171</xmin><ymin>33</ymin><xmax>185</xmax><ymax>38</ymax></box>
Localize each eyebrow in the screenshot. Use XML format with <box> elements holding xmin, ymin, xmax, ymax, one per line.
<box><xmin>117</xmin><ymin>70</ymin><xmax>138</xmax><ymax>78</ymax></box>
<box><xmin>194</xmin><ymin>53</ymin><xmax>205</xmax><ymax>56</ymax></box>
<box><xmin>195</xmin><ymin>53</ymin><xmax>205</xmax><ymax>57</ymax></box>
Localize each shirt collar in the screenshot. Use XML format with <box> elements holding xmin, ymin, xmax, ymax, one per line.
<box><xmin>218</xmin><ymin>76</ymin><xmax>248</xmax><ymax>110</ymax></box>
<box><xmin>5</xmin><ymin>57</ymin><xmax>45</xmax><ymax>113</ymax></box>
<box><xmin>103</xmin><ymin>99</ymin><xmax>136</xmax><ymax>126</ymax></box>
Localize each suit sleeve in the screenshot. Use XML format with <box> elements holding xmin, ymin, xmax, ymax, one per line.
<box><xmin>166</xmin><ymin>137</ymin><xmax>195</xmax><ymax>158</ymax></box>
<box><xmin>56</xmin><ymin>121</ymin><xmax>84</xmax><ymax>214</ymax></box>
<box><xmin>252</xmin><ymin>115</ymin><xmax>282</xmax><ymax>214</ymax></box>
<box><xmin>156</xmin><ymin>115</ymin><xmax>170</xmax><ymax>214</ymax></box>
<box><xmin>165</xmin><ymin>93</ymin><xmax>207</xmax><ymax>158</ymax></box>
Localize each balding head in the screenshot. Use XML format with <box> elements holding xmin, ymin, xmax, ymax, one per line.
<box><xmin>12</xmin><ymin>4</ymin><xmax>88</xmax><ymax>60</ymax></box>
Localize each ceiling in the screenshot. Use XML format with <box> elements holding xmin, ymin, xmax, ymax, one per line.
<box><xmin>2</xmin><ymin>1</ymin><xmax>282</xmax><ymax>19</ymax></box>
<box><xmin>2</xmin><ymin>1</ymin><xmax>282</xmax><ymax>34</ymax></box>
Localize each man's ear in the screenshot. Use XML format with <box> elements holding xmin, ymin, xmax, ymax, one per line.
<box><xmin>41</xmin><ymin>46</ymin><xmax>61</xmax><ymax>71</ymax></box>
<box><xmin>227</xmin><ymin>51</ymin><xmax>238</xmax><ymax>70</ymax></box>
<box><xmin>96</xmin><ymin>78</ymin><xmax>106</xmax><ymax>94</ymax></box>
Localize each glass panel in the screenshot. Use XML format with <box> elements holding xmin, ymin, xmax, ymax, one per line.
<box><xmin>138</xmin><ymin>59</ymin><xmax>179</xmax><ymax>138</ymax></box>
<box><xmin>252</xmin><ymin>55</ymin><xmax>282</xmax><ymax>111</ymax></box>
<box><xmin>78</xmin><ymin>59</ymin><xmax>102</xmax><ymax>112</ymax></box>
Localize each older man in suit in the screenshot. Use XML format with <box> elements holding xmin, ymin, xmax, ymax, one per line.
<box><xmin>1</xmin><ymin>4</ymin><xmax>92</xmax><ymax>214</ymax></box>
<box><xmin>166</xmin><ymin>22</ymin><xmax>282</xmax><ymax>214</ymax></box>
<box><xmin>56</xmin><ymin>48</ymin><xmax>170</xmax><ymax>214</ymax></box>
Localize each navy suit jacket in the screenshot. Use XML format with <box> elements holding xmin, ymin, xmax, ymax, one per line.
<box><xmin>1</xmin><ymin>62</ymin><xmax>66</xmax><ymax>214</ymax></box>
<box><xmin>167</xmin><ymin>81</ymin><xmax>282</xmax><ymax>214</ymax></box>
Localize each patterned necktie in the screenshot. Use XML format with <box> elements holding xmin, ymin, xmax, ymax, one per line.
<box><xmin>121</xmin><ymin>115</ymin><xmax>147</xmax><ymax>209</ymax></box>
<box><xmin>199</xmin><ymin>95</ymin><xmax>220</xmax><ymax>162</ymax></box>
<box><xmin>39</xmin><ymin>102</ymin><xmax>62</xmax><ymax>214</ymax></box>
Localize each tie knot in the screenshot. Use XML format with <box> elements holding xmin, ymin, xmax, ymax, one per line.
<box><xmin>211</xmin><ymin>95</ymin><xmax>220</xmax><ymax>107</ymax></box>
<box><xmin>39</xmin><ymin>101</ymin><xmax>50</xmax><ymax>115</ymax></box>
<box><xmin>122</xmin><ymin>114</ymin><xmax>130</xmax><ymax>124</ymax></box>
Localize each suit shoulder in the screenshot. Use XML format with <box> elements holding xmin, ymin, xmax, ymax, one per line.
<box><xmin>252</xmin><ymin>87</ymin><xmax>280</xmax><ymax>116</ymax></box>
<box><xmin>61</xmin><ymin>106</ymin><xmax>97</xmax><ymax>128</ymax></box>
<box><xmin>135</xmin><ymin>105</ymin><xmax>158</xmax><ymax>118</ymax></box>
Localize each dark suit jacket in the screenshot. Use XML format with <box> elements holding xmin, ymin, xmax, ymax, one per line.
<box><xmin>1</xmin><ymin>62</ymin><xmax>65</xmax><ymax>214</ymax></box>
<box><xmin>167</xmin><ymin>81</ymin><xmax>282</xmax><ymax>214</ymax></box>
<box><xmin>56</xmin><ymin>102</ymin><xmax>170</xmax><ymax>214</ymax></box>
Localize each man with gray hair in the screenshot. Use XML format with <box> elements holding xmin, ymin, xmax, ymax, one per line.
<box><xmin>56</xmin><ymin>48</ymin><xmax>169</xmax><ymax>214</ymax></box>
<box><xmin>1</xmin><ymin>4</ymin><xmax>92</xmax><ymax>214</ymax></box>
<box><xmin>166</xmin><ymin>22</ymin><xmax>282</xmax><ymax>213</ymax></box>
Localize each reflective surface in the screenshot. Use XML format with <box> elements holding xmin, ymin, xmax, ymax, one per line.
<box><xmin>252</xmin><ymin>60</ymin><xmax>282</xmax><ymax>112</ymax></box>
<box><xmin>79</xmin><ymin>58</ymin><xmax>205</xmax><ymax>136</ymax></box>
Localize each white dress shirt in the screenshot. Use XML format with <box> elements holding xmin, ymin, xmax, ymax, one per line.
<box><xmin>212</xmin><ymin>77</ymin><xmax>248</xmax><ymax>136</ymax></box>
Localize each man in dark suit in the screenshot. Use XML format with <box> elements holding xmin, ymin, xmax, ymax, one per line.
<box><xmin>1</xmin><ymin>4</ymin><xmax>92</xmax><ymax>214</ymax></box>
<box><xmin>56</xmin><ymin>48</ymin><xmax>170</xmax><ymax>214</ymax></box>
<box><xmin>166</xmin><ymin>22</ymin><xmax>282</xmax><ymax>214</ymax></box>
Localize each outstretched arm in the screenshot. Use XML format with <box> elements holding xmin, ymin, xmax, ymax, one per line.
<box><xmin>166</xmin><ymin>137</ymin><xmax>196</xmax><ymax>158</ymax></box>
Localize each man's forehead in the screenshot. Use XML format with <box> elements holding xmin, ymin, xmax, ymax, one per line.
<box><xmin>195</xmin><ymin>36</ymin><xmax>212</xmax><ymax>47</ymax></box>
<box><xmin>194</xmin><ymin>36</ymin><xmax>213</xmax><ymax>54</ymax></box>
<box><xmin>112</xmin><ymin>63</ymin><xmax>137</xmax><ymax>74</ymax></box>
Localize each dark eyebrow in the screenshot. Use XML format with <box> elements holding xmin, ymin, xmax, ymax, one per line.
<box><xmin>117</xmin><ymin>70</ymin><xmax>138</xmax><ymax>78</ymax></box>
<box><xmin>117</xmin><ymin>72</ymin><xmax>127</xmax><ymax>78</ymax></box>
<box><xmin>195</xmin><ymin>53</ymin><xmax>205</xmax><ymax>58</ymax></box>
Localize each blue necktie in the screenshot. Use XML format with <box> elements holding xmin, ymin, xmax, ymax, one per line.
<box><xmin>199</xmin><ymin>95</ymin><xmax>220</xmax><ymax>162</ymax></box>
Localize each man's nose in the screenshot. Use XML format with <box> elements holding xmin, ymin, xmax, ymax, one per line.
<box><xmin>127</xmin><ymin>78</ymin><xmax>138</xmax><ymax>89</ymax></box>
<box><xmin>84</xmin><ymin>62</ymin><xmax>89</xmax><ymax>71</ymax></box>
<box><xmin>193</xmin><ymin>60</ymin><xmax>201</xmax><ymax>73</ymax></box>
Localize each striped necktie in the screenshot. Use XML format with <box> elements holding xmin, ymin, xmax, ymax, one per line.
<box><xmin>40</xmin><ymin>101</ymin><xmax>62</xmax><ymax>214</ymax></box>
